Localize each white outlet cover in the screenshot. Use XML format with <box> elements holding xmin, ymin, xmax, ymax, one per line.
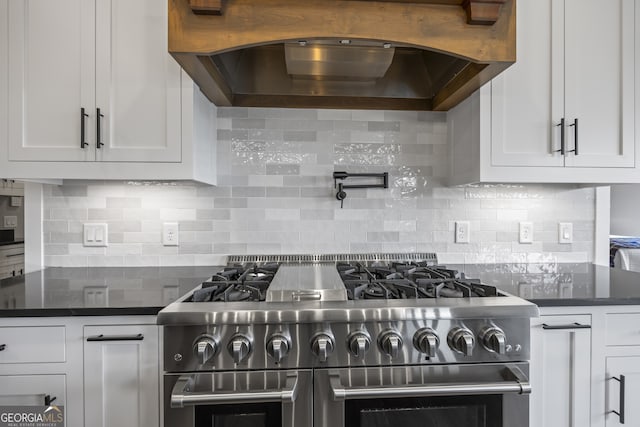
<box><xmin>559</xmin><ymin>222</ymin><xmax>573</xmax><ymax>244</ymax></box>
<box><xmin>3</xmin><ymin>216</ymin><xmax>17</xmax><ymax>228</ymax></box>
<box><xmin>163</xmin><ymin>222</ymin><xmax>179</xmax><ymax>246</ymax></box>
<box><xmin>519</xmin><ymin>222</ymin><xmax>534</xmax><ymax>244</ymax></box>
<box><xmin>455</xmin><ymin>221</ymin><xmax>470</xmax><ymax>243</ymax></box>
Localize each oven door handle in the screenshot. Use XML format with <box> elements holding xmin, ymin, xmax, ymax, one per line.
<box><xmin>170</xmin><ymin>373</ymin><xmax>299</xmax><ymax>408</ymax></box>
<box><xmin>329</xmin><ymin>365</ymin><xmax>531</xmax><ymax>401</ymax></box>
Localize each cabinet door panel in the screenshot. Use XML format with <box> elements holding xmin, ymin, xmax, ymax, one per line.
<box><xmin>490</xmin><ymin>0</ymin><xmax>564</xmax><ymax>167</ymax></box>
<box><xmin>0</xmin><ymin>374</ymin><xmax>66</xmax><ymax>406</ymax></box>
<box><xmin>7</xmin><ymin>0</ymin><xmax>95</xmax><ymax>162</ymax></box>
<box><xmin>83</xmin><ymin>325</ymin><xmax>159</xmax><ymax>427</ymax></box>
<box><xmin>95</xmin><ymin>0</ymin><xmax>181</xmax><ymax>163</ymax></box>
<box><xmin>531</xmin><ymin>315</ymin><xmax>591</xmax><ymax>427</ymax></box>
<box><xmin>606</xmin><ymin>356</ymin><xmax>640</xmax><ymax>426</ymax></box>
<box><xmin>563</xmin><ymin>0</ymin><xmax>635</xmax><ymax>168</ymax></box>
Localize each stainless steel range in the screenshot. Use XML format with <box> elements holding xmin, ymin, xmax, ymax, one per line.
<box><xmin>159</xmin><ymin>253</ymin><xmax>539</xmax><ymax>427</ymax></box>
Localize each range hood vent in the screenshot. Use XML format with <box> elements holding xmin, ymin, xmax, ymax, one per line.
<box><xmin>169</xmin><ymin>0</ymin><xmax>516</xmax><ymax>111</ymax></box>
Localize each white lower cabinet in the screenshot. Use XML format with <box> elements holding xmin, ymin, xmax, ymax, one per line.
<box><xmin>83</xmin><ymin>324</ymin><xmax>159</xmax><ymax>427</ymax></box>
<box><xmin>604</xmin><ymin>356</ymin><xmax>640</xmax><ymax>426</ymax></box>
<box><xmin>0</xmin><ymin>374</ymin><xmax>66</xmax><ymax>406</ymax></box>
<box><xmin>530</xmin><ymin>313</ymin><xmax>592</xmax><ymax>427</ymax></box>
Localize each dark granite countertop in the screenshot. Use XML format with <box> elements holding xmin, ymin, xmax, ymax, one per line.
<box><xmin>0</xmin><ymin>266</ymin><xmax>218</xmax><ymax>317</ymax></box>
<box><xmin>0</xmin><ymin>240</ymin><xmax>24</xmax><ymax>247</ymax></box>
<box><xmin>2</xmin><ymin>263</ymin><xmax>640</xmax><ymax>317</ymax></box>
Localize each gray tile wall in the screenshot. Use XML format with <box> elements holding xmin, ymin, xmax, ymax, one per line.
<box><xmin>42</xmin><ymin>108</ymin><xmax>595</xmax><ymax>267</ymax></box>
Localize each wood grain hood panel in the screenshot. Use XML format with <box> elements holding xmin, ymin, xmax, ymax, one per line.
<box><xmin>169</xmin><ymin>0</ymin><xmax>516</xmax><ymax>111</ymax></box>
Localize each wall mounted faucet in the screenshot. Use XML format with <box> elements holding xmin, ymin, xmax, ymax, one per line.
<box><xmin>332</xmin><ymin>171</ymin><xmax>389</xmax><ymax>208</ymax></box>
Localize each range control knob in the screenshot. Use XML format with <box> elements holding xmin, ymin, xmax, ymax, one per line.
<box><xmin>266</xmin><ymin>335</ymin><xmax>291</xmax><ymax>364</ymax></box>
<box><xmin>228</xmin><ymin>334</ymin><xmax>252</xmax><ymax>364</ymax></box>
<box><xmin>310</xmin><ymin>333</ymin><xmax>335</xmax><ymax>363</ymax></box>
<box><xmin>480</xmin><ymin>327</ymin><xmax>507</xmax><ymax>354</ymax></box>
<box><xmin>378</xmin><ymin>330</ymin><xmax>403</xmax><ymax>359</ymax></box>
<box><xmin>193</xmin><ymin>335</ymin><xmax>219</xmax><ymax>365</ymax></box>
<box><xmin>413</xmin><ymin>328</ymin><xmax>440</xmax><ymax>358</ymax></box>
<box><xmin>347</xmin><ymin>332</ymin><xmax>371</xmax><ymax>358</ymax></box>
<box><xmin>447</xmin><ymin>327</ymin><xmax>475</xmax><ymax>356</ymax></box>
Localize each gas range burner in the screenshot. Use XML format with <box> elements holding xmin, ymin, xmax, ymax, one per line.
<box><xmin>188</xmin><ymin>262</ymin><xmax>280</xmax><ymax>302</ymax></box>
<box><xmin>338</xmin><ymin>261</ymin><xmax>499</xmax><ymax>300</ymax></box>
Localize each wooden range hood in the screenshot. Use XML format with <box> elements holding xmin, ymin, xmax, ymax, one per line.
<box><xmin>169</xmin><ymin>0</ymin><xmax>516</xmax><ymax>111</ymax></box>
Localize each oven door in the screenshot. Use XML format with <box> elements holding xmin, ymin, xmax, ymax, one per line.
<box><xmin>164</xmin><ymin>369</ymin><xmax>312</xmax><ymax>427</ymax></box>
<box><xmin>315</xmin><ymin>363</ymin><xmax>530</xmax><ymax>427</ymax></box>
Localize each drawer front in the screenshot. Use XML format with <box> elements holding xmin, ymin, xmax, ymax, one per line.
<box><xmin>0</xmin><ymin>246</ymin><xmax>25</xmax><ymax>267</ymax></box>
<box><xmin>606</xmin><ymin>313</ymin><xmax>640</xmax><ymax>346</ymax></box>
<box><xmin>0</xmin><ymin>327</ymin><xmax>66</xmax><ymax>363</ymax></box>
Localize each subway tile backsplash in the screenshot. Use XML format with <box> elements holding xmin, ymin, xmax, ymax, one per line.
<box><xmin>42</xmin><ymin>108</ymin><xmax>595</xmax><ymax>267</ymax></box>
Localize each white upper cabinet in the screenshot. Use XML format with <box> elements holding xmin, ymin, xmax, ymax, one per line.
<box><xmin>449</xmin><ymin>0</ymin><xmax>639</xmax><ymax>184</ymax></box>
<box><xmin>8</xmin><ymin>0</ymin><xmax>96</xmax><ymax>162</ymax></box>
<box><xmin>1</xmin><ymin>0</ymin><xmax>216</xmax><ymax>183</ymax></box>
<box><xmin>95</xmin><ymin>0</ymin><xmax>182</xmax><ymax>163</ymax></box>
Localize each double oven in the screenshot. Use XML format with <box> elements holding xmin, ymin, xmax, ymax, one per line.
<box><xmin>159</xmin><ymin>255</ymin><xmax>537</xmax><ymax>427</ymax></box>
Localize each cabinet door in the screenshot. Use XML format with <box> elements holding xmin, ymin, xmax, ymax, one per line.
<box><xmin>83</xmin><ymin>325</ymin><xmax>159</xmax><ymax>427</ymax></box>
<box><xmin>530</xmin><ymin>315</ymin><xmax>592</xmax><ymax>427</ymax></box>
<box><xmin>0</xmin><ymin>374</ymin><xmax>66</xmax><ymax>408</ymax></box>
<box><xmin>563</xmin><ymin>0</ymin><xmax>635</xmax><ymax>168</ymax></box>
<box><xmin>7</xmin><ymin>0</ymin><xmax>96</xmax><ymax>162</ymax></box>
<box><xmin>94</xmin><ymin>0</ymin><xmax>182</xmax><ymax>163</ymax></box>
<box><xmin>490</xmin><ymin>0</ymin><xmax>565</xmax><ymax>167</ymax></box>
<box><xmin>605</xmin><ymin>356</ymin><xmax>640</xmax><ymax>426</ymax></box>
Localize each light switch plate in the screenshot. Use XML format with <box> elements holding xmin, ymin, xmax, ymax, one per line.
<box><xmin>559</xmin><ymin>222</ymin><xmax>573</xmax><ymax>244</ymax></box>
<box><xmin>3</xmin><ymin>216</ymin><xmax>17</xmax><ymax>228</ymax></box>
<box><xmin>519</xmin><ymin>222</ymin><xmax>534</xmax><ymax>244</ymax></box>
<box><xmin>83</xmin><ymin>223</ymin><xmax>108</xmax><ymax>247</ymax></box>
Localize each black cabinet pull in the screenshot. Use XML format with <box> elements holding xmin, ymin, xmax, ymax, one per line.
<box><xmin>80</xmin><ymin>108</ymin><xmax>89</xmax><ymax>148</ymax></box>
<box><xmin>44</xmin><ymin>395</ymin><xmax>56</xmax><ymax>406</ymax></box>
<box><xmin>554</xmin><ymin>118</ymin><xmax>566</xmax><ymax>155</ymax></box>
<box><xmin>96</xmin><ymin>108</ymin><xmax>104</xmax><ymax>148</ymax></box>
<box><xmin>0</xmin><ymin>344</ymin><xmax>6</xmax><ymax>351</ymax></box>
<box><xmin>86</xmin><ymin>334</ymin><xmax>144</xmax><ymax>342</ymax></box>
<box><xmin>568</xmin><ymin>118</ymin><xmax>578</xmax><ymax>155</ymax></box>
<box><xmin>612</xmin><ymin>375</ymin><xmax>626</xmax><ymax>424</ymax></box>
<box><xmin>542</xmin><ymin>322</ymin><xmax>591</xmax><ymax>330</ymax></box>
<box><xmin>6</xmin><ymin>253</ymin><xmax>24</xmax><ymax>258</ymax></box>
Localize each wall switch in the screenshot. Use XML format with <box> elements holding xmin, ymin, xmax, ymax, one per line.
<box><xmin>163</xmin><ymin>222</ymin><xmax>179</xmax><ymax>246</ymax></box>
<box><xmin>83</xmin><ymin>223</ymin><xmax>108</xmax><ymax>247</ymax></box>
<box><xmin>519</xmin><ymin>222</ymin><xmax>534</xmax><ymax>244</ymax></box>
<box><xmin>3</xmin><ymin>216</ymin><xmax>17</xmax><ymax>228</ymax></box>
<box><xmin>455</xmin><ymin>221</ymin><xmax>470</xmax><ymax>243</ymax></box>
<box><xmin>559</xmin><ymin>222</ymin><xmax>573</xmax><ymax>244</ymax></box>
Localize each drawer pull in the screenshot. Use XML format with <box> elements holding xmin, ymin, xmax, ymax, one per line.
<box><xmin>5</xmin><ymin>253</ymin><xmax>24</xmax><ymax>258</ymax></box>
<box><xmin>86</xmin><ymin>334</ymin><xmax>144</xmax><ymax>342</ymax></box>
<box><xmin>611</xmin><ymin>375</ymin><xmax>626</xmax><ymax>424</ymax></box>
<box><xmin>542</xmin><ymin>323</ymin><xmax>591</xmax><ymax>330</ymax></box>
<box><xmin>0</xmin><ymin>344</ymin><xmax>5</xmax><ymax>351</ymax></box>
<box><xmin>44</xmin><ymin>395</ymin><xmax>56</xmax><ymax>406</ymax></box>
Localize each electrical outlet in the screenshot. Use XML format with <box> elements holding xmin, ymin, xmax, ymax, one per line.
<box><xmin>83</xmin><ymin>223</ymin><xmax>108</xmax><ymax>247</ymax></box>
<box><xmin>455</xmin><ymin>221</ymin><xmax>470</xmax><ymax>243</ymax></box>
<box><xmin>163</xmin><ymin>222</ymin><xmax>179</xmax><ymax>246</ymax></box>
<box><xmin>519</xmin><ymin>222</ymin><xmax>533</xmax><ymax>244</ymax></box>
<box><xmin>3</xmin><ymin>216</ymin><xmax>17</xmax><ymax>228</ymax></box>
<box><xmin>559</xmin><ymin>222</ymin><xmax>573</xmax><ymax>244</ymax></box>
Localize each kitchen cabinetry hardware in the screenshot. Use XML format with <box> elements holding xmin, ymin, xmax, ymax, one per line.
<box><xmin>6</xmin><ymin>253</ymin><xmax>24</xmax><ymax>258</ymax></box>
<box><xmin>0</xmin><ymin>344</ymin><xmax>6</xmax><ymax>351</ymax></box>
<box><xmin>554</xmin><ymin>118</ymin><xmax>566</xmax><ymax>155</ymax></box>
<box><xmin>44</xmin><ymin>395</ymin><xmax>56</xmax><ymax>406</ymax></box>
<box><xmin>568</xmin><ymin>118</ymin><xmax>579</xmax><ymax>155</ymax></box>
<box><xmin>96</xmin><ymin>108</ymin><xmax>104</xmax><ymax>148</ymax></box>
<box><xmin>332</xmin><ymin>171</ymin><xmax>389</xmax><ymax>208</ymax></box>
<box><xmin>86</xmin><ymin>334</ymin><xmax>144</xmax><ymax>342</ymax></box>
<box><xmin>542</xmin><ymin>323</ymin><xmax>591</xmax><ymax>330</ymax></box>
<box><xmin>80</xmin><ymin>108</ymin><xmax>89</xmax><ymax>148</ymax></box>
<box><xmin>611</xmin><ymin>375</ymin><xmax>626</xmax><ymax>424</ymax></box>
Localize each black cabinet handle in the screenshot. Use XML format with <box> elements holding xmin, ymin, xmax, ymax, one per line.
<box><xmin>86</xmin><ymin>334</ymin><xmax>144</xmax><ymax>342</ymax></box>
<box><xmin>542</xmin><ymin>323</ymin><xmax>591</xmax><ymax>330</ymax></box>
<box><xmin>554</xmin><ymin>118</ymin><xmax>566</xmax><ymax>155</ymax></box>
<box><xmin>568</xmin><ymin>118</ymin><xmax>578</xmax><ymax>155</ymax></box>
<box><xmin>612</xmin><ymin>375</ymin><xmax>626</xmax><ymax>424</ymax></box>
<box><xmin>44</xmin><ymin>395</ymin><xmax>56</xmax><ymax>406</ymax></box>
<box><xmin>6</xmin><ymin>253</ymin><xmax>24</xmax><ymax>258</ymax></box>
<box><xmin>80</xmin><ymin>108</ymin><xmax>89</xmax><ymax>148</ymax></box>
<box><xmin>96</xmin><ymin>108</ymin><xmax>104</xmax><ymax>148</ymax></box>
<box><xmin>0</xmin><ymin>344</ymin><xmax>6</xmax><ymax>351</ymax></box>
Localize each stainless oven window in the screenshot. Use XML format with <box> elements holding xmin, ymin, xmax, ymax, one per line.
<box><xmin>345</xmin><ymin>395</ymin><xmax>502</xmax><ymax>427</ymax></box>
<box><xmin>195</xmin><ymin>402</ymin><xmax>282</xmax><ymax>427</ymax></box>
